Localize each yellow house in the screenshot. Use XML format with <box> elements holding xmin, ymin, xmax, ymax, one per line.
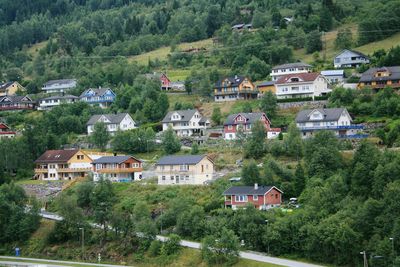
<box><xmin>0</xmin><ymin>81</ymin><xmax>25</xmax><ymax>96</ymax></box>
<box><xmin>34</xmin><ymin>149</ymin><xmax>93</xmax><ymax>180</ymax></box>
<box><xmin>214</xmin><ymin>75</ymin><xmax>258</xmax><ymax>101</ymax></box>
<box><xmin>156</xmin><ymin>155</ymin><xmax>214</xmax><ymax>185</ymax></box>
<box><xmin>358</xmin><ymin>66</ymin><xmax>400</xmax><ymax>90</ymax></box>
<box><xmin>257</xmin><ymin>81</ymin><xmax>276</xmax><ymax>95</ymax></box>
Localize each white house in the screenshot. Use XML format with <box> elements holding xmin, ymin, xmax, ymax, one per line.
<box><xmin>161</xmin><ymin>109</ymin><xmax>210</xmax><ymax>137</ymax></box>
<box><xmin>42</xmin><ymin>79</ymin><xmax>77</xmax><ymax>94</ymax></box>
<box><xmin>156</xmin><ymin>155</ymin><xmax>214</xmax><ymax>185</ymax></box>
<box><xmin>275</xmin><ymin>72</ymin><xmax>331</xmax><ymax>99</ymax></box>
<box><xmin>321</xmin><ymin>70</ymin><xmax>345</xmax><ymax>84</ymax></box>
<box><xmin>86</xmin><ymin>113</ymin><xmax>136</xmax><ymax>135</ymax></box>
<box><xmin>334</xmin><ymin>49</ymin><xmax>370</xmax><ymax>69</ymax></box>
<box><xmin>270</xmin><ymin>62</ymin><xmax>312</xmax><ymax>81</ymax></box>
<box><xmin>38</xmin><ymin>95</ymin><xmax>79</xmax><ymax>111</ymax></box>
<box><xmin>295</xmin><ymin>108</ymin><xmax>365</xmax><ymax>138</ymax></box>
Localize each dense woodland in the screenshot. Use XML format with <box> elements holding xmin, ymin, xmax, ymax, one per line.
<box><xmin>2</xmin><ymin>0</ymin><xmax>400</xmax><ymax>266</ymax></box>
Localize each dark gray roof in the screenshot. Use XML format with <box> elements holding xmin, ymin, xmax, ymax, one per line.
<box><xmin>157</xmin><ymin>155</ymin><xmax>208</xmax><ymax>165</ymax></box>
<box><xmin>41</xmin><ymin>95</ymin><xmax>79</xmax><ymax>101</ymax></box>
<box><xmin>257</xmin><ymin>81</ymin><xmax>275</xmax><ymax>87</ymax></box>
<box><xmin>86</xmin><ymin>113</ymin><xmax>130</xmax><ymax>126</ymax></box>
<box><xmin>44</xmin><ymin>79</ymin><xmax>76</xmax><ymax>87</ymax></box>
<box><xmin>0</xmin><ymin>82</ymin><xmax>14</xmax><ymax>90</ymax></box>
<box><xmin>223</xmin><ymin>186</ymin><xmax>282</xmax><ymax>195</ymax></box>
<box><xmin>336</xmin><ymin>49</ymin><xmax>369</xmax><ymax>59</ymax></box>
<box><xmin>295</xmin><ymin>108</ymin><xmax>347</xmax><ymax>123</ymax></box>
<box><xmin>224</xmin><ymin>112</ymin><xmax>269</xmax><ymax>125</ymax></box>
<box><xmin>359</xmin><ymin>66</ymin><xmax>400</xmax><ymax>82</ymax></box>
<box><xmin>80</xmin><ymin>88</ymin><xmax>114</xmax><ymax>98</ymax></box>
<box><xmin>0</xmin><ymin>95</ymin><xmax>34</xmax><ymax>103</ymax></box>
<box><xmin>162</xmin><ymin>109</ymin><xmax>198</xmax><ymax>123</ymax></box>
<box><xmin>272</xmin><ymin>62</ymin><xmax>311</xmax><ymax>70</ymax></box>
<box><xmin>93</xmin><ymin>155</ymin><xmax>139</xmax><ymax>164</ymax></box>
<box><xmin>215</xmin><ymin>76</ymin><xmax>246</xmax><ymax>88</ymax></box>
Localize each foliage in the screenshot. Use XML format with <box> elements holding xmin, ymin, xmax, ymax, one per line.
<box><xmin>211</xmin><ymin>107</ymin><xmax>222</xmax><ymax>126</ymax></box>
<box><xmin>162</xmin><ymin>126</ymin><xmax>181</xmax><ymax>154</ymax></box>
<box><xmin>244</xmin><ymin>121</ymin><xmax>266</xmax><ymax>159</ymax></box>
<box><xmin>161</xmin><ymin>234</ymin><xmax>181</xmax><ymax>256</ymax></box>
<box><xmin>335</xmin><ymin>28</ymin><xmax>353</xmax><ymax>50</ymax></box>
<box><xmin>191</xmin><ymin>142</ymin><xmax>199</xmax><ymax>155</ymax></box>
<box><xmin>90</xmin><ymin>122</ymin><xmax>110</xmax><ymax>151</ymax></box>
<box><xmin>260</xmin><ymin>91</ymin><xmax>277</xmax><ymax>118</ymax></box>
<box><xmin>306</xmin><ymin>30</ymin><xmax>322</xmax><ymax>54</ymax></box>
<box><xmin>111</xmin><ymin>128</ymin><xmax>156</xmax><ymax>154</ymax></box>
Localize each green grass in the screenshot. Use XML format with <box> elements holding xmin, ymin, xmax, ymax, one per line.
<box><xmin>128</xmin><ymin>38</ymin><xmax>213</xmax><ymax>65</ymax></box>
<box><xmin>164</xmin><ymin>69</ymin><xmax>192</xmax><ymax>82</ymax></box>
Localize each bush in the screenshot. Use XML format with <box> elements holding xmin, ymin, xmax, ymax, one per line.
<box><xmin>148</xmin><ymin>240</ymin><xmax>162</xmax><ymax>257</ymax></box>
<box><xmin>161</xmin><ymin>234</ymin><xmax>181</xmax><ymax>256</ymax></box>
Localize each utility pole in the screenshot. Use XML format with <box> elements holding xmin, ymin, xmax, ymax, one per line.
<box><xmin>79</xmin><ymin>227</ymin><xmax>84</xmax><ymax>260</ymax></box>
<box><xmin>360</xmin><ymin>251</ymin><xmax>368</xmax><ymax>267</ymax></box>
<box><xmin>390</xmin><ymin>237</ymin><xmax>395</xmax><ymax>267</ymax></box>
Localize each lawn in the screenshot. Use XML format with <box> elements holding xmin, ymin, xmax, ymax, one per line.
<box><xmin>128</xmin><ymin>38</ymin><xmax>213</xmax><ymax>65</ymax></box>
<box><xmin>26</xmin><ymin>41</ymin><xmax>48</xmax><ymax>57</ymax></box>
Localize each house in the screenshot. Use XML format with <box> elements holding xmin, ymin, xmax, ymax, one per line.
<box><xmin>145</xmin><ymin>72</ymin><xmax>173</xmax><ymax>91</ymax></box>
<box><xmin>156</xmin><ymin>155</ymin><xmax>214</xmax><ymax>185</ymax></box>
<box><xmin>223</xmin><ymin>184</ymin><xmax>283</xmax><ymax>210</ymax></box>
<box><xmin>0</xmin><ymin>81</ymin><xmax>24</xmax><ymax>96</ymax></box>
<box><xmin>334</xmin><ymin>49</ymin><xmax>370</xmax><ymax>69</ymax></box>
<box><xmin>321</xmin><ymin>70</ymin><xmax>345</xmax><ymax>84</ymax></box>
<box><xmin>34</xmin><ymin>149</ymin><xmax>92</xmax><ymax>180</ymax></box>
<box><xmin>270</xmin><ymin>62</ymin><xmax>312</xmax><ymax>81</ymax></box>
<box><xmin>0</xmin><ymin>122</ymin><xmax>16</xmax><ymax>139</ymax></box>
<box><xmin>162</xmin><ymin>109</ymin><xmax>210</xmax><ymax>137</ymax></box>
<box><xmin>358</xmin><ymin>66</ymin><xmax>400</xmax><ymax>90</ymax></box>
<box><xmin>295</xmin><ymin>108</ymin><xmax>366</xmax><ymax>138</ymax></box>
<box><xmin>92</xmin><ymin>155</ymin><xmax>143</xmax><ymax>182</ymax></box>
<box><xmin>223</xmin><ymin>112</ymin><xmax>280</xmax><ymax>140</ymax></box>
<box><xmin>232</xmin><ymin>23</ymin><xmax>252</xmax><ymax>31</ymax></box>
<box><xmin>169</xmin><ymin>81</ymin><xmax>186</xmax><ymax>91</ymax></box>
<box><xmin>214</xmin><ymin>76</ymin><xmax>258</xmax><ymax>102</ymax></box>
<box><xmin>42</xmin><ymin>79</ymin><xmax>77</xmax><ymax>94</ymax></box>
<box><xmin>38</xmin><ymin>95</ymin><xmax>79</xmax><ymax>111</ymax></box>
<box><xmin>86</xmin><ymin>113</ymin><xmax>136</xmax><ymax>135</ymax></box>
<box><xmin>257</xmin><ymin>81</ymin><xmax>276</xmax><ymax>95</ymax></box>
<box><xmin>275</xmin><ymin>72</ymin><xmax>331</xmax><ymax>99</ymax></box>
<box><xmin>80</xmin><ymin>88</ymin><xmax>116</xmax><ymax>108</ymax></box>
<box><xmin>0</xmin><ymin>95</ymin><xmax>35</xmax><ymax>111</ymax></box>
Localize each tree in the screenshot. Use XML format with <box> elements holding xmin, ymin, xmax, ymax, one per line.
<box><xmin>161</xmin><ymin>234</ymin><xmax>181</xmax><ymax>256</ymax></box>
<box><xmin>244</xmin><ymin>121</ymin><xmax>267</xmax><ymax>159</ymax></box>
<box><xmin>211</xmin><ymin>107</ymin><xmax>222</xmax><ymax>125</ymax></box>
<box><xmin>201</xmin><ymin>228</ymin><xmax>240</xmax><ymax>265</ymax></box>
<box><xmin>91</xmin><ymin>178</ymin><xmax>116</xmax><ymax>244</ymax></box>
<box><xmin>241</xmin><ymin>161</ymin><xmax>261</xmax><ymax>186</ymax></box>
<box><xmin>335</xmin><ymin>28</ymin><xmax>353</xmax><ymax>49</ymax></box>
<box><xmin>242</xmin><ymin>102</ymin><xmax>253</xmax><ymax>113</ymax></box>
<box><xmin>284</xmin><ymin>122</ymin><xmax>304</xmax><ymax>159</ymax></box>
<box><xmin>260</xmin><ymin>91</ymin><xmax>277</xmax><ymax>118</ymax></box>
<box><xmin>91</xmin><ymin>122</ymin><xmax>110</xmax><ymax>151</ymax></box>
<box><xmin>184</xmin><ymin>79</ymin><xmax>192</xmax><ymax>94</ymax></box>
<box><xmin>162</xmin><ymin>126</ymin><xmax>181</xmax><ymax>154</ymax></box>
<box><xmin>306</xmin><ymin>30</ymin><xmax>322</xmax><ymax>54</ymax></box>
<box><xmin>191</xmin><ymin>142</ymin><xmax>199</xmax><ymax>155</ymax></box>
<box><xmin>293</xmin><ymin>163</ymin><xmax>306</xmax><ymax>196</ymax></box>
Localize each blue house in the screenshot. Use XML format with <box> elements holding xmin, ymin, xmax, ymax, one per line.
<box><xmin>80</xmin><ymin>88</ymin><xmax>115</xmax><ymax>108</ymax></box>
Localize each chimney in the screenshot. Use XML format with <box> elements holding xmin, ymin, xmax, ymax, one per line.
<box><xmin>254</xmin><ymin>183</ymin><xmax>258</xmax><ymax>190</ymax></box>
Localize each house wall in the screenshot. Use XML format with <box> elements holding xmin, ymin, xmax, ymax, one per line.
<box><xmin>68</xmin><ymin>150</ymin><xmax>93</xmax><ymax>168</ymax></box>
<box><xmin>264</xmin><ymin>188</ymin><xmax>282</xmax><ymax>206</ymax></box>
<box><xmin>270</xmin><ymin>67</ymin><xmax>311</xmax><ymax>81</ymax></box>
<box><xmin>162</xmin><ymin>111</ymin><xmax>206</xmax><ymax>136</ymax></box>
<box><xmin>334</xmin><ymin>50</ymin><xmax>369</xmax><ymax>68</ymax></box>
<box><xmin>157</xmin><ymin>157</ymin><xmax>214</xmax><ymax>185</ymax></box>
<box><xmin>258</xmin><ymin>85</ymin><xmax>276</xmax><ymax>94</ymax></box>
<box><xmin>119</xmin><ymin>115</ymin><xmax>136</xmax><ymax>131</ymax></box>
<box><xmin>0</xmin><ymin>82</ymin><xmax>23</xmax><ymax>96</ymax></box>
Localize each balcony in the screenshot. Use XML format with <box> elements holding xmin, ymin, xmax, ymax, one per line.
<box><xmin>34</xmin><ymin>168</ymin><xmax>48</xmax><ymax>173</ymax></box>
<box><xmin>58</xmin><ymin>167</ymin><xmax>92</xmax><ymax>173</ymax></box>
<box><xmin>338</xmin><ymin>134</ymin><xmax>369</xmax><ymax>139</ymax></box>
<box><xmin>299</xmin><ymin>125</ymin><xmax>364</xmax><ymax>131</ymax></box>
<box><xmin>214</xmin><ymin>91</ymin><xmax>238</xmax><ymax>96</ymax></box>
<box><xmin>96</xmin><ymin>167</ymin><xmax>143</xmax><ymax>174</ymax></box>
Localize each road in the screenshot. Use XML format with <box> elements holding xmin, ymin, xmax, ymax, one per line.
<box><xmin>0</xmin><ymin>256</ymin><xmax>129</xmax><ymax>267</ymax></box>
<box><xmin>38</xmin><ymin>211</ymin><xmax>325</xmax><ymax>267</ymax></box>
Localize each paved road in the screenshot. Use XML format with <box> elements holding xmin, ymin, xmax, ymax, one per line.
<box><xmin>39</xmin><ymin>212</ymin><xmax>325</xmax><ymax>267</ymax></box>
<box><xmin>0</xmin><ymin>257</ymin><xmax>129</xmax><ymax>267</ymax></box>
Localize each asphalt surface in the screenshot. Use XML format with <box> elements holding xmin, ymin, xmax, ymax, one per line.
<box><xmin>0</xmin><ymin>257</ymin><xmax>129</xmax><ymax>267</ymax></box>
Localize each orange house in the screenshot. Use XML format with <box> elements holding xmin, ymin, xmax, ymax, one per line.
<box><xmin>214</xmin><ymin>75</ymin><xmax>258</xmax><ymax>102</ymax></box>
<box><xmin>358</xmin><ymin>66</ymin><xmax>400</xmax><ymax>90</ymax></box>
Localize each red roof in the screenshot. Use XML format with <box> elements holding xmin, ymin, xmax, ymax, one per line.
<box><xmin>275</xmin><ymin>72</ymin><xmax>320</xmax><ymax>85</ymax></box>
<box><xmin>0</xmin><ymin>123</ymin><xmax>9</xmax><ymax>129</ymax></box>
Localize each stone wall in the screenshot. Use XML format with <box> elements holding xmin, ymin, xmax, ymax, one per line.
<box><xmin>278</xmin><ymin>100</ymin><xmax>328</xmax><ymax>109</ymax></box>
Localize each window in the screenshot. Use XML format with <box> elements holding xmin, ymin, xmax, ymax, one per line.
<box><xmin>253</xmin><ymin>195</ymin><xmax>258</xmax><ymax>200</ymax></box>
<box><xmin>180</xmin><ymin>164</ymin><xmax>189</xmax><ymax>171</ymax></box>
<box><xmin>276</xmin><ymin>194</ymin><xmax>278</xmax><ymax>199</ymax></box>
<box><xmin>228</xmin><ymin>125</ymin><xmax>233</xmax><ymax>130</ymax></box>
<box><xmin>162</xmin><ymin>176</ymin><xmax>166</xmax><ymax>180</ymax></box>
<box><xmin>77</xmin><ymin>155</ymin><xmax>84</xmax><ymax>160</ymax></box>
<box><xmin>235</xmin><ymin>195</ymin><xmax>248</xmax><ymax>202</ymax></box>
<box><xmin>170</xmin><ymin>176</ymin><xmax>174</xmax><ymax>180</ymax></box>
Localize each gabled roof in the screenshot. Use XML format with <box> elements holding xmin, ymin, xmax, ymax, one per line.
<box><xmin>275</xmin><ymin>72</ymin><xmax>320</xmax><ymax>85</ymax></box>
<box><xmin>156</xmin><ymin>155</ymin><xmax>210</xmax><ymax>165</ymax></box>
<box><xmin>215</xmin><ymin>76</ymin><xmax>247</xmax><ymax>88</ymax></box>
<box><xmin>295</xmin><ymin>108</ymin><xmax>348</xmax><ymax>123</ymax></box>
<box><xmin>321</xmin><ymin>70</ymin><xmax>344</xmax><ymax>76</ymax></box>
<box><xmin>223</xmin><ymin>185</ymin><xmax>283</xmax><ymax>195</ymax></box>
<box><xmin>257</xmin><ymin>81</ymin><xmax>275</xmax><ymax>87</ymax></box>
<box><xmin>0</xmin><ymin>82</ymin><xmax>15</xmax><ymax>90</ymax></box>
<box><xmin>359</xmin><ymin>66</ymin><xmax>400</xmax><ymax>82</ymax></box>
<box><xmin>43</xmin><ymin>79</ymin><xmax>77</xmax><ymax>87</ymax></box>
<box><xmin>80</xmin><ymin>88</ymin><xmax>115</xmax><ymax>98</ymax></box>
<box><xmin>0</xmin><ymin>122</ymin><xmax>10</xmax><ymax>130</ymax></box>
<box><xmin>0</xmin><ymin>95</ymin><xmax>34</xmax><ymax>103</ymax></box>
<box><xmin>335</xmin><ymin>49</ymin><xmax>369</xmax><ymax>59</ymax></box>
<box><xmin>162</xmin><ymin>109</ymin><xmax>199</xmax><ymax>123</ymax></box>
<box><xmin>35</xmin><ymin>149</ymin><xmax>81</xmax><ymax>163</ymax></box>
<box><xmin>232</xmin><ymin>24</ymin><xmax>245</xmax><ymax>29</ymax></box>
<box><xmin>93</xmin><ymin>155</ymin><xmax>141</xmax><ymax>164</ymax></box>
<box><xmin>86</xmin><ymin>113</ymin><xmax>130</xmax><ymax>126</ymax></box>
<box><xmin>40</xmin><ymin>95</ymin><xmax>79</xmax><ymax>101</ymax></box>
<box><xmin>272</xmin><ymin>62</ymin><xmax>312</xmax><ymax>70</ymax></box>
<box><xmin>224</xmin><ymin>112</ymin><xmax>270</xmax><ymax>125</ymax></box>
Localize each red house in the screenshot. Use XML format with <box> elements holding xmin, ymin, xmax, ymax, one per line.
<box><xmin>160</xmin><ymin>73</ymin><xmax>171</xmax><ymax>91</ymax></box>
<box><xmin>223</xmin><ymin>184</ymin><xmax>283</xmax><ymax>210</ymax></box>
<box><xmin>223</xmin><ymin>112</ymin><xmax>280</xmax><ymax>140</ymax></box>
<box><xmin>0</xmin><ymin>122</ymin><xmax>16</xmax><ymax>139</ymax></box>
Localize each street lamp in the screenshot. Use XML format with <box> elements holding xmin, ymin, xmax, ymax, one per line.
<box><xmin>360</xmin><ymin>251</ymin><xmax>368</xmax><ymax>267</ymax></box>
<box><xmin>265</xmin><ymin>219</ymin><xmax>270</xmax><ymax>255</ymax></box>
<box><xmin>390</xmin><ymin>237</ymin><xmax>395</xmax><ymax>267</ymax></box>
<box><xmin>79</xmin><ymin>227</ymin><xmax>84</xmax><ymax>261</ymax></box>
